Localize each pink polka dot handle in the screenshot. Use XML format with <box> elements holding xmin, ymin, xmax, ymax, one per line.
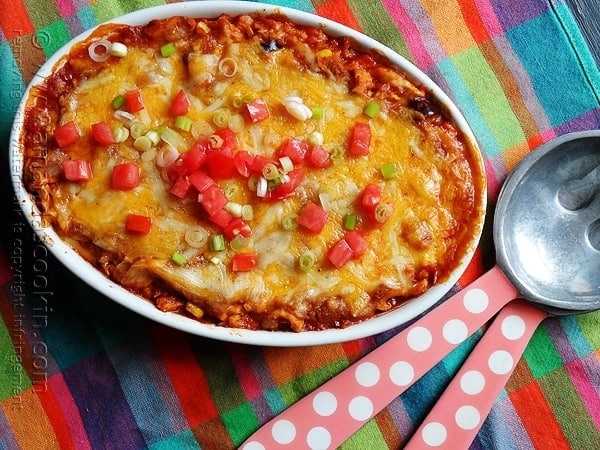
<box><xmin>240</xmin><ymin>266</ymin><xmax>520</xmax><ymax>450</ymax></box>
<box><xmin>406</xmin><ymin>300</ymin><xmax>548</xmax><ymax>449</ymax></box>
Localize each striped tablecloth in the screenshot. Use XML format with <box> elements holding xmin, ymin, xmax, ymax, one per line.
<box><xmin>1</xmin><ymin>0</ymin><xmax>599</xmax><ymax>448</ymax></box>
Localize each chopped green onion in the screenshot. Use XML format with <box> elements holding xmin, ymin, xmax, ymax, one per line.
<box><xmin>328</xmin><ymin>144</ymin><xmax>345</xmax><ymax>164</ymax></box>
<box><xmin>160</xmin><ymin>126</ymin><xmax>185</xmax><ymax>149</ymax></box>
<box><xmin>160</xmin><ymin>42</ymin><xmax>176</xmax><ymax>57</ymax></box>
<box><xmin>279</xmin><ymin>156</ymin><xmax>294</xmax><ymax>173</ymax></box>
<box><xmin>130</xmin><ymin>121</ymin><xmax>147</xmax><ymax>139</ymax></box>
<box><xmin>225</xmin><ymin>201</ymin><xmax>243</xmax><ymax>217</ymax></box>
<box><xmin>281</xmin><ymin>215</ymin><xmax>297</xmax><ymax>231</ymax></box>
<box><xmin>212</xmin><ymin>108</ymin><xmax>230</xmax><ymax>128</ymax></box>
<box><xmin>171</xmin><ymin>251</ymin><xmax>187</xmax><ymax>265</ymax></box>
<box><xmin>228</xmin><ymin>114</ymin><xmax>245</xmax><ymax>133</ymax></box>
<box><xmin>364</xmin><ymin>100</ymin><xmax>380</xmax><ymax>118</ymax></box>
<box><xmin>191</xmin><ymin>120</ymin><xmax>214</xmax><ymax>139</ymax></box>
<box><xmin>112</xmin><ymin>95</ymin><xmax>125</xmax><ymax>109</ymax></box>
<box><xmin>308</xmin><ymin>131</ymin><xmax>324</xmax><ymax>146</ymax></box>
<box><xmin>222</xmin><ymin>183</ymin><xmax>240</xmax><ymax>200</ymax></box>
<box><xmin>210</xmin><ymin>234</ymin><xmax>226</xmax><ymax>252</ymax></box>
<box><xmin>232</xmin><ymin>92</ymin><xmax>244</xmax><ymax>108</ymax></box>
<box><xmin>247</xmin><ymin>175</ymin><xmax>259</xmax><ymax>191</ymax></box>
<box><xmin>175</xmin><ymin>115</ymin><xmax>193</xmax><ymax>132</ymax></box>
<box><xmin>381</xmin><ymin>162</ymin><xmax>396</xmax><ymax>179</ymax></box>
<box><xmin>185</xmin><ymin>228</ymin><xmax>209</xmax><ymax>248</ymax></box>
<box><xmin>311</xmin><ymin>106</ymin><xmax>324</xmax><ymax>120</ymax></box>
<box><xmin>110</xmin><ymin>42</ymin><xmax>128</xmax><ymax>57</ymax></box>
<box><xmin>112</xmin><ymin>126</ymin><xmax>129</xmax><ymax>143</ymax></box>
<box><xmin>242</xmin><ymin>92</ymin><xmax>256</xmax><ymax>103</ymax></box>
<box><xmin>374</xmin><ymin>202</ymin><xmax>393</xmax><ymax>223</ymax></box>
<box><xmin>145</xmin><ymin>129</ymin><xmax>160</xmax><ymax>145</ymax></box>
<box><xmin>298</xmin><ymin>253</ymin><xmax>315</xmax><ymax>273</ymax></box>
<box><xmin>344</xmin><ymin>214</ymin><xmax>357</xmax><ymax>230</ymax></box>
<box><xmin>133</xmin><ymin>136</ymin><xmax>152</xmax><ymax>152</ymax></box>
<box><xmin>256</xmin><ymin>177</ymin><xmax>267</xmax><ymax>197</ymax></box>
<box><xmin>185</xmin><ymin>302</ymin><xmax>204</xmax><ymax>318</ymax></box>
<box><xmin>262</xmin><ymin>163</ymin><xmax>280</xmax><ymax>180</ymax></box>
<box><xmin>242</xmin><ymin>204</ymin><xmax>254</xmax><ymax>221</ymax></box>
<box><xmin>230</xmin><ymin>234</ymin><xmax>249</xmax><ymax>251</ymax></box>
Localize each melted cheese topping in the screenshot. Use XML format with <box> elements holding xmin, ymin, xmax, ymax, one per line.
<box><xmin>22</xmin><ymin>15</ymin><xmax>486</xmax><ymax>331</ymax></box>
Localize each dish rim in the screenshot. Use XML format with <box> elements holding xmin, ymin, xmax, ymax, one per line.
<box><xmin>9</xmin><ymin>0</ymin><xmax>486</xmax><ymax>346</ymax></box>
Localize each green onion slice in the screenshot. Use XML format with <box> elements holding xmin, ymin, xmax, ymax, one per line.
<box><xmin>160</xmin><ymin>42</ymin><xmax>176</xmax><ymax>57</ymax></box>
<box><xmin>364</xmin><ymin>100</ymin><xmax>380</xmax><ymax>118</ymax></box>
<box><xmin>344</xmin><ymin>214</ymin><xmax>357</xmax><ymax>230</ymax></box>
<box><xmin>381</xmin><ymin>162</ymin><xmax>396</xmax><ymax>179</ymax></box>
<box><xmin>171</xmin><ymin>252</ymin><xmax>187</xmax><ymax>266</ymax></box>
<box><xmin>298</xmin><ymin>253</ymin><xmax>315</xmax><ymax>273</ymax></box>
<box><xmin>210</xmin><ymin>234</ymin><xmax>226</xmax><ymax>252</ymax></box>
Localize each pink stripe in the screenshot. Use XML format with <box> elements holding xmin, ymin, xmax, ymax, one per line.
<box><xmin>55</xmin><ymin>0</ymin><xmax>76</xmax><ymax>16</ymax></box>
<box><xmin>381</xmin><ymin>0</ymin><xmax>434</xmax><ymax>69</ymax></box>
<box><xmin>565</xmin><ymin>359</ymin><xmax>600</xmax><ymax>429</ymax></box>
<box><xmin>48</xmin><ymin>374</ymin><xmax>92</xmax><ymax>450</ymax></box>
<box><xmin>474</xmin><ymin>0</ymin><xmax>504</xmax><ymax>37</ymax></box>
<box><xmin>229</xmin><ymin>346</ymin><xmax>262</xmax><ymax>399</ymax></box>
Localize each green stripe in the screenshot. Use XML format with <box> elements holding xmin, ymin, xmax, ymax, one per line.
<box><xmin>341</xmin><ymin>418</ymin><xmax>386</xmax><ymax>449</ymax></box>
<box><xmin>0</xmin><ymin>314</ymin><xmax>32</xmax><ymax>401</ymax></box>
<box><xmin>23</xmin><ymin>0</ymin><xmax>60</xmax><ymax>29</ymax></box>
<box><xmin>523</xmin><ymin>323</ymin><xmax>563</xmax><ymax>378</ymax></box>
<box><xmin>577</xmin><ymin>311</ymin><xmax>600</xmax><ymax>349</ymax></box>
<box><xmin>37</xmin><ymin>21</ymin><xmax>71</xmax><ymax>58</ymax></box>
<box><xmin>148</xmin><ymin>430</ymin><xmax>201</xmax><ymax>450</ymax></box>
<box><xmin>279</xmin><ymin>358</ymin><xmax>348</xmax><ymax>406</ymax></box>
<box><xmin>221</xmin><ymin>402</ymin><xmax>259</xmax><ymax>446</ymax></box>
<box><xmin>349</xmin><ymin>0</ymin><xmax>412</xmax><ymax>62</ymax></box>
<box><xmin>538</xmin><ymin>366</ymin><xmax>600</xmax><ymax>449</ymax></box>
<box><xmin>91</xmin><ymin>0</ymin><xmax>166</xmax><ymax>24</ymax></box>
<box><xmin>452</xmin><ymin>47</ymin><xmax>525</xmax><ymax>152</ymax></box>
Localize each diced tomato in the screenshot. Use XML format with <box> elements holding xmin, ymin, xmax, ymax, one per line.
<box><xmin>189</xmin><ymin>170</ymin><xmax>215</xmax><ymax>193</ymax></box>
<box><xmin>231</xmin><ymin>252</ymin><xmax>258</xmax><ymax>272</ymax></box>
<box><xmin>62</xmin><ymin>159</ymin><xmax>93</xmax><ymax>182</ymax></box>
<box><xmin>234</xmin><ymin>151</ymin><xmax>255</xmax><ymax>178</ymax></box>
<box><xmin>327</xmin><ymin>238</ymin><xmax>353</xmax><ymax>268</ymax></box>
<box><xmin>111</xmin><ymin>162</ymin><xmax>140</xmax><ymax>190</ymax></box>
<box><xmin>267</xmin><ymin>168</ymin><xmax>304</xmax><ymax>200</ymax></box>
<box><xmin>170</xmin><ymin>89</ymin><xmax>190</xmax><ymax>116</ymax></box>
<box><xmin>223</xmin><ymin>217</ymin><xmax>252</xmax><ymax>240</ymax></box>
<box><xmin>170</xmin><ymin>176</ymin><xmax>192</xmax><ymax>198</ymax></box>
<box><xmin>243</xmin><ymin>99</ymin><xmax>270</xmax><ymax>123</ymax></box>
<box><xmin>344</xmin><ymin>230</ymin><xmax>368</xmax><ymax>258</ymax></box>
<box><xmin>198</xmin><ymin>184</ymin><xmax>228</xmax><ymax>216</ymax></box>
<box><xmin>125</xmin><ymin>214</ymin><xmax>152</xmax><ymax>234</ymax></box>
<box><xmin>91</xmin><ymin>122</ymin><xmax>115</xmax><ymax>145</ymax></box>
<box><xmin>206</xmin><ymin>152</ymin><xmax>236</xmax><ymax>179</ymax></box>
<box><xmin>277</xmin><ymin>137</ymin><xmax>308</xmax><ymax>164</ymax></box>
<box><xmin>360</xmin><ymin>183</ymin><xmax>382</xmax><ymax>211</ymax></box>
<box><xmin>165</xmin><ymin>156</ymin><xmax>187</xmax><ymax>182</ymax></box>
<box><xmin>209</xmin><ymin>208</ymin><xmax>234</xmax><ymax>229</ymax></box>
<box><xmin>54</xmin><ymin>121</ymin><xmax>80</xmax><ymax>148</ymax></box>
<box><xmin>123</xmin><ymin>89</ymin><xmax>145</xmax><ymax>113</ymax></box>
<box><xmin>213</xmin><ymin>128</ymin><xmax>237</xmax><ymax>156</ymax></box>
<box><xmin>297</xmin><ymin>201</ymin><xmax>328</xmax><ymax>233</ymax></box>
<box><xmin>308</xmin><ymin>145</ymin><xmax>331</xmax><ymax>168</ymax></box>
<box><xmin>348</xmin><ymin>122</ymin><xmax>371</xmax><ymax>156</ymax></box>
<box><xmin>182</xmin><ymin>139</ymin><xmax>208</xmax><ymax>174</ymax></box>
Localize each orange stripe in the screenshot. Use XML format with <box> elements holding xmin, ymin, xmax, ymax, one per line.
<box><xmin>420</xmin><ymin>0</ymin><xmax>476</xmax><ymax>56</ymax></box>
<box><xmin>457</xmin><ymin>0</ymin><xmax>491</xmax><ymax>44</ymax></box>
<box><xmin>0</xmin><ymin>0</ymin><xmax>34</xmax><ymax>39</ymax></box>
<box><xmin>150</xmin><ymin>327</ymin><xmax>218</xmax><ymax>427</ymax></box>
<box><xmin>1</xmin><ymin>388</ymin><xmax>58</xmax><ymax>448</ymax></box>
<box><xmin>315</xmin><ymin>0</ymin><xmax>361</xmax><ymax>32</ymax></box>
<box><xmin>509</xmin><ymin>382</ymin><xmax>570</xmax><ymax>449</ymax></box>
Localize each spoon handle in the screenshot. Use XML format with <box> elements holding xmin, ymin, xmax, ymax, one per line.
<box><xmin>240</xmin><ymin>265</ymin><xmax>519</xmax><ymax>450</ymax></box>
<box><xmin>406</xmin><ymin>300</ymin><xmax>548</xmax><ymax>449</ymax></box>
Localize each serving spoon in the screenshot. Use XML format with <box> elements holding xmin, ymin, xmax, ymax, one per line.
<box><xmin>240</xmin><ymin>131</ymin><xmax>600</xmax><ymax>450</ymax></box>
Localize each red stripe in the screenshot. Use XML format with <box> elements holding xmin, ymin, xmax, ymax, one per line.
<box><xmin>150</xmin><ymin>326</ymin><xmax>218</xmax><ymax>427</ymax></box>
<box><xmin>509</xmin><ymin>382</ymin><xmax>570</xmax><ymax>449</ymax></box>
<box><xmin>316</xmin><ymin>0</ymin><xmax>361</xmax><ymax>31</ymax></box>
<box><xmin>0</xmin><ymin>0</ymin><xmax>34</xmax><ymax>39</ymax></box>
<box><xmin>36</xmin><ymin>378</ymin><xmax>77</xmax><ymax>449</ymax></box>
<box><xmin>457</xmin><ymin>0</ymin><xmax>490</xmax><ymax>44</ymax></box>
<box><xmin>0</xmin><ymin>245</ymin><xmax>12</xmax><ymax>285</ymax></box>
<box><xmin>229</xmin><ymin>344</ymin><xmax>262</xmax><ymax>400</ymax></box>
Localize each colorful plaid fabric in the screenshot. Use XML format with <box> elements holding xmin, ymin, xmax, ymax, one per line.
<box><xmin>1</xmin><ymin>0</ymin><xmax>599</xmax><ymax>448</ymax></box>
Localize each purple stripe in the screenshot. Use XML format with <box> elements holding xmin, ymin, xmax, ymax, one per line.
<box><xmin>0</xmin><ymin>406</ymin><xmax>20</xmax><ymax>449</ymax></box>
<box><xmin>399</xmin><ymin>0</ymin><xmax>448</xmax><ymax>64</ymax></box>
<box><xmin>489</xmin><ymin>0</ymin><xmax>549</xmax><ymax>29</ymax></box>
<box><xmin>62</xmin><ymin>352</ymin><xmax>146</xmax><ymax>449</ymax></box>
<box><xmin>545</xmin><ymin>319</ymin><xmax>578</xmax><ymax>363</ymax></box>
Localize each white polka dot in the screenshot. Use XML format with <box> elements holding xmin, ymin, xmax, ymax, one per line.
<box><xmin>463</xmin><ymin>288</ymin><xmax>489</xmax><ymax>314</ymax></box>
<box><xmin>421</xmin><ymin>422</ymin><xmax>447</xmax><ymax>447</ymax></box>
<box><xmin>272</xmin><ymin>419</ymin><xmax>296</xmax><ymax>444</ymax></box>
<box><xmin>455</xmin><ymin>405</ymin><xmax>481</xmax><ymax>430</ymax></box>
<box><xmin>306</xmin><ymin>426</ymin><xmax>332</xmax><ymax>450</ymax></box>
<box><xmin>348</xmin><ymin>396</ymin><xmax>373</xmax><ymax>421</ymax></box>
<box><xmin>355</xmin><ymin>362</ymin><xmax>380</xmax><ymax>387</ymax></box>
<box><xmin>241</xmin><ymin>442</ymin><xmax>265</xmax><ymax>450</ymax></box>
<box><xmin>407</xmin><ymin>326</ymin><xmax>433</xmax><ymax>352</ymax></box>
<box><xmin>488</xmin><ymin>350</ymin><xmax>514</xmax><ymax>375</ymax></box>
<box><xmin>501</xmin><ymin>314</ymin><xmax>526</xmax><ymax>341</ymax></box>
<box><xmin>443</xmin><ymin>319</ymin><xmax>468</xmax><ymax>344</ymax></box>
<box><xmin>460</xmin><ymin>370</ymin><xmax>485</xmax><ymax>395</ymax></box>
<box><xmin>313</xmin><ymin>391</ymin><xmax>337</xmax><ymax>417</ymax></box>
<box><xmin>389</xmin><ymin>361</ymin><xmax>415</xmax><ymax>386</ymax></box>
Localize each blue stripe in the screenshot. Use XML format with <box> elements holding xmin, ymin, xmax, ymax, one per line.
<box><xmin>148</xmin><ymin>430</ymin><xmax>201</xmax><ymax>450</ymax></box>
<box><xmin>62</xmin><ymin>352</ymin><xmax>146</xmax><ymax>449</ymax></box>
<box><xmin>77</xmin><ymin>5</ymin><xmax>99</xmax><ymax>31</ymax></box>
